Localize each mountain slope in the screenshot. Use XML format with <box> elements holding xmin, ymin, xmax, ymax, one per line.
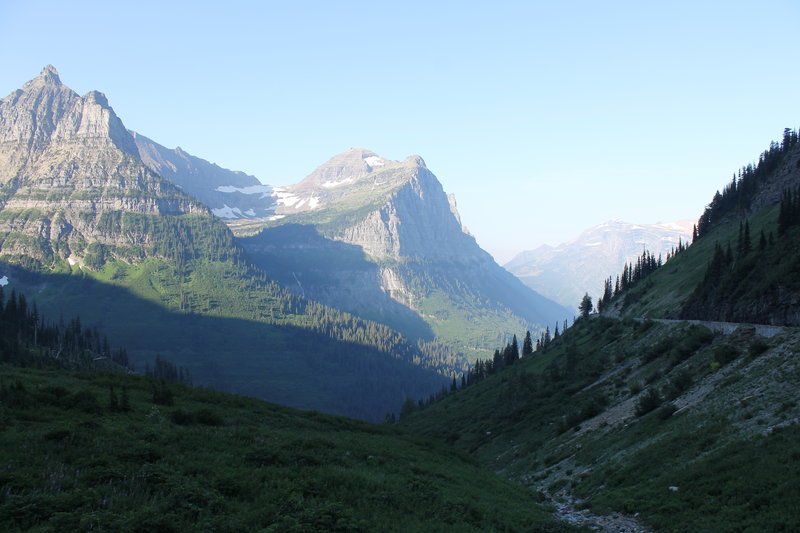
<box><xmin>505</xmin><ymin>219</ymin><xmax>693</xmax><ymax>309</ymax></box>
<box><xmin>400</xmin><ymin>128</ymin><xmax>800</xmax><ymax>531</ymax></box>
<box><xmin>132</xmin><ymin>131</ymin><xmax>278</xmax><ymax>219</ymax></box>
<box><xmin>236</xmin><ymin>148</ymin><xmax>571</xmax><ymax>360</ymax></box>
<box><xmin>401</xmin><ymin>316</ymin><xmax>800</xmax><ymax>532</ymax></box>
<box><xmin>0</xmin><ymin>362</ymin><xmax>579</xmax><ymax>532</ymax></box>
<box><xmin>0</xmin><ymin>66</ymin><xmax>204</xmax><ymax>269</ymax></box>
<box><xmin>609</xmin><ymin>130</ymin><xmax>800</xmax><ymax>325</ymax></box>
<box><xmin>0</xmin><ymin>66</ymin><xmax>453</xmax><ymax>421</ymax></box>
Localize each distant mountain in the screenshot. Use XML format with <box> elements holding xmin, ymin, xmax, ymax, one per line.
<box><xmin>504</xmin><ymin>219</ymin><xmax>694</xmax><ymax>309</ymax></box>
<box><xmin>237</xmin><ymin>148</ymin><xmax>571</xmax><ymax>360</ymax></box>
<box><xmin>0</xmin><ymin>66</ymin><xmax>450</xmax><ymax>421</ymax></box>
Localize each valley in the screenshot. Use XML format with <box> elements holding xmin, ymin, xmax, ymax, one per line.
<box><xmin>1</xmin><ymin>62</ymin><xmax>799</xmax><ymax>532</ymax></box>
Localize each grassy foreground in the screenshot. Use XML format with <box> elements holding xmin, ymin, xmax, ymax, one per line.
<box><xmin>0</xmin><ymin>364</ymin><xmax>578</xmax><ymax>532</ymax></box>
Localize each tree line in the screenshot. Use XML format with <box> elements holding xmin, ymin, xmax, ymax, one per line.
<box><xmin>594</xmin><ymin>244</ymin><xmax>688</xmax><ymax>313</ymax></box>
<box><xmin>0</xmin><ymin>285</ymin><xmax>130</xmax><ymax>370</ymax></box>
<box><xmin>696</xmin><ymin>127</ymin><xmax>798</xmax><ymax>238</ymax></box>
<box><xmin>395</xmin><ymin>318</ymin><xmax>578</xmax><ymax>421</ymax></box>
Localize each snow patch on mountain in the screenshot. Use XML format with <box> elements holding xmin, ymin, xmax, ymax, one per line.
<box><xmin>321</xmin><ymin>178</ymin><xmax>355</xmax><ymax>188</ymax></box>
<box><xmin>272</xmin><ymin>187</ymin><xmax>321</xmax><ymax>211</ymax></box>
<box><xmin>364</xmin><ymin>155</ymin><xmax>385</xmax><ymax>168</ymax></box>
<box><xmin>212</xmin><ymin>205</ymin><xmax>247</xmax><ymax>218</ymax></box>
<box><xmin>215</xmin><ymin>184</ymin><xmax>273</xmax><ymax>197</ymax></box>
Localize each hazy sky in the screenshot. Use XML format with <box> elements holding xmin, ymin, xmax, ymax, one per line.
<box><xmin>2</xmin><ymin>1</ymin><xmax>799</xmax><ymax>263</ymax></box>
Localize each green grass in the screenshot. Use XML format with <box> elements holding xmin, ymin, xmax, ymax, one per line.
<box><xmin>576</xmin><ymin>420</ymin><xmax>800</xmax><ymax>533</ymax></box>
<box><xmin>0</xmin><ymin>364</ymin><xmax>579</xmax><ymax>533</ymax></box>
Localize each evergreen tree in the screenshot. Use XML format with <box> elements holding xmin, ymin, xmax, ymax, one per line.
<box><xmin>578</xmin><ymin>293</ymin><xmax>593</xmax><ymax>318</ymax></box>
<box><xmin>121</xmin><ymin>386</ymin><xmax>131</xmax><ymax>412</ymax></box>
<box><xmin>522</xmin><ymin>330</ymin><xmax>533</xmax><ymax>357</ymax></box>
<box><xmin>108</xmin><ymin>386</ymin><xmax>119</xmax><ymax>412</ymax></box>
<box><xmin>506</xmin><ymin>335</ymin><xmax>519</xmax><ymax>365</ymax></box>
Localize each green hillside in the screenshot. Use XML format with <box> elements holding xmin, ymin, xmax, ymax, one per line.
<box><xmin>0</xmin><ymin>255</ymin><xmax>452</xmax><ymax>422</ymax></box>
<box><xmin>0</xmin><ymin>362</ymin><xmax>583</xmax><ymax>533</ymax></box>
<box><xmin>401</xmin><ymin>316</ymin><xmax>800</xmax><ymax>531</ymax></box>
<box><xmin>610</xmin><ymin>129</ymin><xmax>800</xmax><ymax>324</ymax></box>
<box><xmin>400</xmin><ymin>129</ymin><xmax>800</xmax><ymax>531</ymax></box>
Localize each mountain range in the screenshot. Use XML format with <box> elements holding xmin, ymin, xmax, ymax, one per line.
<box><xmin>0</xmin><ymin>66</ymin><xmax>450</xmax><ymax>420</ymax></box>
<box><xmin>505</xmin><ymin>219</ymin><xmax>694</xmax><ymax>309</ymax></box>
<box><xmin>0</xmin><ymin>66</ymin><xmax>568</xmax><ymax>419</ymax></box>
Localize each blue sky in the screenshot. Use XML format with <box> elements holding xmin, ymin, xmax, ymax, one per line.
<box><xmin>2</xmin><ymin>1</ymin><xmax>799</xmax><ymax>262</ymax></box>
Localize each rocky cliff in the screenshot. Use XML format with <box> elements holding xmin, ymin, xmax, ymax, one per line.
<box><xmin>0</xmin><ymin>66</ymin><xmax>206</xmax><ymax>267</ymax></box>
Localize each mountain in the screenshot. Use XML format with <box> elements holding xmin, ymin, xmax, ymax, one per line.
<box><xmin>132</xmin><ymin>131</ymin><xmax>278</xmax><ymax>219</ymax></box>
<box><xmin>400</xmin><ymin>128</ymin><xmax>800</xmax><ymax>531</ymax></box>
<box><xmin>236</xmin><ymin>148</ymin><xmax>572</xmax><ymax>360</ymax></box>
<box><xmin>505</xmin><ymin>219</ymin><xmax>693</xmax><ymax>310</ymax></box>
<box><xmin>0</xmin><ymin>65</ymin><xmax>205</xmax><ymax>269</ymax></box>
<box><xmin>0</xmin><ymin>66</ymin><xmax>452</xmax><ymax>421</ymax></box>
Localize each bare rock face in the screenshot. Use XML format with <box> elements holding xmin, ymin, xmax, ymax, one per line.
<box><xmin>0</xmin><ymin>66</ymin><xmax>207</xmax><ymax>267</ymax></box>
<box><xmin>275</xmin><ymin>148</ymin><xmax>480</xmax><ymax>262</ymax></box>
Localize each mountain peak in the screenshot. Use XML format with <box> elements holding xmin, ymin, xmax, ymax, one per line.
<box><xmin>403</xmin><ymin>155</ymin><xmax>427</xmax><ymax>169</ymax></box>
<box><xmin>26</xmin><ymin>65</ymin><xmax>62</xmax><ymax>87</ymax></box>
<box><xmin>84</xmin><ymin>90</ymin><xmax>109</xmax><ymax>107</ymax></box>
<box><xmin>295</xmin><ymin>148</ymin><xmax>387</xmax><ymax>188</ymax></box>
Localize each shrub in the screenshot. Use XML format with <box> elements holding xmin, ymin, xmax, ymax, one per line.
<box><xmin>66</xmin><ymin>390</ymin><xmax>101</xmax><ymax>413</ymax></box>
<box><xmin>664</xmin><ymin>369</ymin><xmax>693</xmax><ymax>401</ymax></box>
<box><xmin>195</xmin><ymin>408</ymin><xmax>224</xmax><ymax>426</ymax></box>
<box><xmin>713</xmin><ymin>345</ymin><xmax>739</xmax><ymax>365</ymax></box>
<box><xmin>748</xmin><ymin>338</ymin><xmax>769</xmax><ymax>357</ymax></box>
<box><xmin>151</xmin><ymin>380</ymin><xmax>174</xmax><ymax>406</ymax></box>
<box><xmin>635</xmin><ymin>389</ymin><xmax>662</xmax><ymax>417</ymax></box>
<box><xmin>171</xmin><ymin>409</ymin><xmax>195</xmax><ymax>425</ymax></box>
<box><xmin>657</xmin><ymin>403</ymin><xmax>678</xmax><ymax>420</ymax></box>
